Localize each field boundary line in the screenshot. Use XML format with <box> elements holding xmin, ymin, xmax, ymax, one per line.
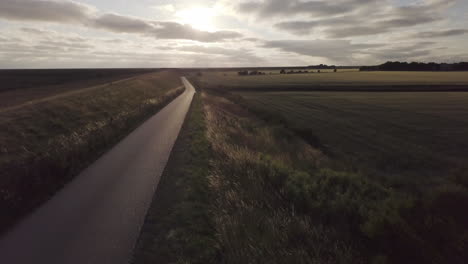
<box><xmin>0</xmin><ymin>72</ymin><xmax>160</xmax><ymax>113</ymax></box>
<box><xmin>228</xmin><ymin>85</ymin><xmax>468</xmax><ymax>92</ymax></box>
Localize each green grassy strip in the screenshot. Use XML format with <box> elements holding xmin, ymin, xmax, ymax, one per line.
<box><xmin>132</xmin><ymin>93</ymin><xmax>218</xmax><ymax>264</ymax></box>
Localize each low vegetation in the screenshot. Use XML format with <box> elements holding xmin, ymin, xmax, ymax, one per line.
<box><xmin>135</xmin><ymin>73</ymin><xmax>468</xmax><ymax>263</ymax></box>
<box><xmin>361</xmin><ymin>61</ymin><xmax>468</xmax><ymax>71</ymax></box>
<box><xmin>238</xmin><ymin>91</ymin><xmax>468</xmax><ymax>186</ymax></box>
<box><xmin>0</xmin><ymin>71</ymin><xmax>184</xmax><ymax>233</ymax></box>
<box><xmin>0</xmin><ymin>69</ymin><xmax>157</xmax><ymax>108</ymax></box>
<box><xmin>193</xmin><ymin>70</ymin><xmax>468</xmax><ymax>91</ymax></box>
<box><xmin>133</xmin><ymin>93</ymin><xmax>216</xmax><ymax>264</ymax></box>
<box><xmin>224</xmin><ymin>90</ymin><xmax>468</xmax><ymax>263</ymax></box>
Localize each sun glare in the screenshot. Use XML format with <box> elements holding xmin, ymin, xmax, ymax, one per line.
<box><xmin>176</xmin><ymin>7</ymin><xmax>217</xmax><ymax>31</ymax></box>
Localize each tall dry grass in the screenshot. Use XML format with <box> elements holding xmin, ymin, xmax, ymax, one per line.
<box><xmin>202</xmin><ymin>93</ymin><xmax>358</xmax><ymax>263</ymax></box>
<box><xmin>200</xmin><ymin>92</ymin><xmax>468</xmax><ymax>264</ymax></box>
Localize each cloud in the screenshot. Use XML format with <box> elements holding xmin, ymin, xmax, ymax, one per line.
<box><xmin>89</xmin><ymin>14</ymin><xmax>242</xmax><ymax>42</ymax></box>
<box><xmin>0</xmin><ymin>0</ymin><xmax>92</xmax><ymax>23</ymax></box>
<box><xmin>150</xmin><ymin>22</ymin><xmax>242</xmax><ymax>42</ymax></box>
<box><xmin>413</xmin><ymin>29</ymin><xmax>468</xmax><ymax>38</ymax></box>
<box><xmin>261</xmin><ymin>39</ymin><xmax>439</xmax><ymax>64</ymax></box>
<box><xmin>326</xmin><ymin>26</ymin><xmax>390</xmax><ymax>38</ymax></box>
<box><xmin>21</xmin><ymin>27</ymin><xmax>53</xmax><ymax>35</ymax></box>
<box><xmin>179</xmin><ymin>45</ymin><xmax>255</xmax><ymax>57</ymax></box>
<box><xmin>242</xmin><ymin>37</ymin><xmax>262</xmax><ymax>42</ymax></box>
<box><xmin>91</xmin><ymin>14</ymin><xmax>154</xmax><ymax>33</ymax></box>
<box><xmin>358</xmin><ymin>42</ymin><xmax>437</xmax><ymax>62</ymax></box>
<box><xmin>0</xmin><ymin>42</ymin><xmax>262</xmax><ymax>68</ymax></box>
<box><xmin>264</xmin><ymin>0</ymin><xmax>456</xmax><ymax>38</ymax></box>
<box><xmin>263</xmin><ymin>39</ymin><xmax>382</xmax><ymax>61</ymax></box>
<box><xmin>39</xmin><ymin>40</ymin><xmax>92</xmax><ymax>50</ymax></box>
<box><xmin>0</xmin><ymin>0</ymin><xmax>242</xmax><ymax>42</ymax></box>
<box><xmin>238</xmin><ymin>0</ymin><xmax>373</xmax><ymax>19</ymax></box>
<box><xmin>156</xmin><ymin>44</ymin><xmax>262</xmax><ymax>63</ymax></box>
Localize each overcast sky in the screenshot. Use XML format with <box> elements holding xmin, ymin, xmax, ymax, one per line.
<box><xmin>0</xmin><ymin>0</ymin><xmax>467</xmax><ymax>68</ymax></box>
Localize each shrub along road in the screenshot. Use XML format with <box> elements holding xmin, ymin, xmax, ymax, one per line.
<box><xmin>0</xmin><ymin>77</ymin><xmax>196</xmax><ymax>264</ymax></box>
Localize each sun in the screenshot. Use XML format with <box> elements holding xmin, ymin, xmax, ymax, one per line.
<box><xmin>176</xmin><ymin>7</ymin><xmax>217</xmax><ymax>32</ymax></box>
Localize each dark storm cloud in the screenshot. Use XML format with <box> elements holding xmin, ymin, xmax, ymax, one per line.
<box><xmin>413</xmin><ymin>29</ymin><xmax>468</xmax><ymax>38</ymax></box>
<box><xmin>0</xmin><ymin>0</ymin><xmax>242</xmax><ymax>42</ymax></box>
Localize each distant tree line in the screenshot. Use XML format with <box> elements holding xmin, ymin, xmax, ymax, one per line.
<box><xmin>307</xmin><ymin>64</ymin><xmax>337</xmax><ymax>69</ymax></box>
<box><xmin>280</xmin><ymin>69</ymin><xmax>312</xmax><ymax>74</ymax></box>
<box><xmin>238</xmin><ymin>70</ymin><xmax>267</xmax><ymax>76</ymax></box>
<box><xmin>279</xmin><ymin>69</ymin><xmax>337</xmax><ymax>74</ymax></box>
<box><xmin>237</xmin><ymin>66</ymin><xmax>342</xmax><ymax>76</ymax></box>
<box><xmin>360</xmin><ymin>61</ymin><xmax>468</xmax><ymax>71</ymax></box>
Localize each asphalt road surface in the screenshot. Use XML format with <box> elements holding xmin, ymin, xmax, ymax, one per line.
<box><xmin>0</xmin><ymin>77</ymin><xmax>196</xmax><ymax>264</ymax></box>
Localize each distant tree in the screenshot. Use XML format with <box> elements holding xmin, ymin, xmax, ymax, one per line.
<box><xmin>360</xmin><ymin>61</ymin><xmax>468</xmax><ymax>71</ymax></box>
<box><xmin>280</xmin><ymin>69</ymin><xmax>286</xmax><ymax>74</ymax></box>
<box><xmin>317</xmin><ymin>70</ymin><xmax>321</xmax><ymax>73</ymax></box>
<box><xmin>334</xmin><ymin>69</ymin><xmax>337</xmax><ymax>72</ymax></box>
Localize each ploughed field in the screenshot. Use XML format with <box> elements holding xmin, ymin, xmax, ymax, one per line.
<box><xmin>238</xmin><ymin>91</ymin><xmax>468</xmax><ymax>188</ymax></box>
<box><xmin>195</xmin><ymin>70</ymin><xmax>468</xmax><ymax>91</ymax></box>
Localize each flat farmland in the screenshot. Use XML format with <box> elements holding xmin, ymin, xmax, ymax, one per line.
<box><xmin>238</xmin><ymin>91</ymin><xmax>468</xmax><ymax>189</ymax></box>
<box><xmin>196</xmin><ymin>71</ymin><xmax>468</xmax><ymax>91</ymax></box>
<box><xmin>0</xmin><ymin>70</ymin><xmax>184</xmax><ymax>233</ymax></box>
<box><xmin>0</xmin><ymin>69</ymin><xmax>158</xmax><ymax>109</ymax></box>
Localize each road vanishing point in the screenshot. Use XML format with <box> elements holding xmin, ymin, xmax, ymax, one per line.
<box><xmin>0</xmin><ymin>77</ymin><xmax>196</xmax><ymax>264</ymax></box>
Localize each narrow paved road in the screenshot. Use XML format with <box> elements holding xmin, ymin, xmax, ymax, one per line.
<box><xmin>0</xmin><ymin>77</ymin><xmax>196</xmax><ymax>264</ymax></box>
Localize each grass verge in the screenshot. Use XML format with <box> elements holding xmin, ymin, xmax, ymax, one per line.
<box><xmin>133</xmin><ymin>77</ymin><xmax>468</xmax><ymax>263</ymax></box>
<box><xmin>0</xmin><ymin>71</ymin><xmax>184</xmax><ymax>233</ymax></box>
<box><xmin>203</xmin><ymin>91</ymin><xmax>468</xmax><ymax>264</ymax></box>
<box><xmin>132</xmin><ymin>93</ymin><xmax>217</xmax><ymax>264</ymax></box>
